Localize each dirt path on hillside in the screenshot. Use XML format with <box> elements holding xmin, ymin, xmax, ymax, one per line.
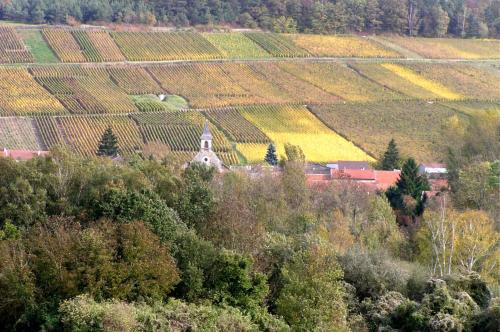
<box><xmin>368</xmin><ymin>36</ymin><xmax>424</xmax><ymax>59</ymax></box>
<box><xmin>1</xmin><ymin>56</ymin><xmax>499</xmax><ymax>69</ymax></box>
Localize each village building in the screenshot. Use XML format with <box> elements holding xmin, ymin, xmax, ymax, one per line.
<box><xmin>1</xmin><ymin>148</ymin><xmax>49</xmax><ymax>161</ymax></box>
<box><xmin>188</xmin><ymin>121</ymin><xmax>225</xmax><ymax>172</ymax></box>
<box><xmin>418</xmin><ymin>163</ymin><xmax>447</xmax><ymax>175</ymax></box>
<box><xmin>306</xmin><ymin>164</ymin><xmax>401</xmax><ymax>192</ymax></box>
<box><xmin>418</xmin><ymin>163</ymin><xmax>449</xmax><ymax>196</ymax></box>
<box><xmin>326</xmin><ymin>161</ymin><xmax>370</xmax><ymax>171</ymax></box>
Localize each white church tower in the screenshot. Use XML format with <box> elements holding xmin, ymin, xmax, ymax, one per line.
<box><xmin>190</xmin><ymin>121</ymin><xmax>224</xmax><ymax>171</ymax></box>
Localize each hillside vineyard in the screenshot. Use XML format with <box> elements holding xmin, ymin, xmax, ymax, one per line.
<box><xmin>0</xmin><ymin>26</ymin><xmax>499</xmax><ymax>163</ymax></box>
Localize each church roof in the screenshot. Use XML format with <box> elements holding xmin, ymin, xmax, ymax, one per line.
<box><xmin>201</xmin><ymin>120</ymin><xmax>212</xmax><ymax>140</ymax></box>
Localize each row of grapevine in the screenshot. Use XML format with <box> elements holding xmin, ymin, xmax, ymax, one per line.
<box><xmin>2</xmin><ymin>61</ymin><xmax>498</xmax><ymax>116</ymax></box>
<box><xmin>31</xmin><ymin>66</ymin><xmax>137</xmax><ymax>114</ymax></box>
<box><xmin>277</xmin><ymin>62</ymin><xmax>401</xmax><ymax>102</ymax></box>
<box><xmin>237</xmin><ymin>105</ymin><xmax>372</xmax><ymax>163</ymax></box>
<box><xmin>404</xmin><ymin>63</ymin><xmax>500</xmax><ymax>100</ymax></box>
<box><xmin>381</xmin><ymin>36</ymin><xmax>500</xmax><ymax>59</ymax></box>
<box><xmin>57</xmin><ymin>115</ymin><xmax>143</xmax><ymax>156</ymax></box>
<box><xmin>0</xmin><ymin>27</ymin><xmax>34</xmax><ymax>63</ymax></box>
<box><xmin>243</xmin><ymin>32</ymin><xmax>310</xmax><ymax>57</ymax></box>
<box><xmin>111</xmin><ymin>31</ymin><xmax>221</xmax><ymax>61</ymax></box>
<box><xmin>6</xmin><ymin>28</ymin><xmax>500</xmax><ymax>64</ymax></box>
<box><xmin>42</xmin><ymin>29</ymin><xmax>87</xmax><ymax>62</ymax></box>
<box><xmin>0</xmin><ymin>117</ymin><xmax>42</xmax><ymax>150</ymax></box>
<box><xmin>309</xmin><ymin>100</ymin><xmax>464</xmax><ymax>162</ymax></box>
<box><xmin>72</xmin><ymin>30</ymin><xmax>104</xmax><ymax>62</ymax></box>
<box><xmin>285</xmin><ymin>34</ymin><xmax>401</xmax><ymax>58</ymax></box>
<box><xmin>34</xmin><ymin>116</ymin><xmax>65</xmax><ymax>148</ymax></box>
<box><xmin>247</xmin><ymin>62</ymin><xmax>341</xmax><ymax>104</ymax></box>
<box><xmin>132</xmin><ymin>111</ymin><xmax>233</xmax><ymax>152</ymax></box>
<box><xmin>43</xmin><ymin>29</ymin><xmax>125</xmax><ymax>63</ymax></box>
<box><xmin>440</xmin><ymin>100</ymin><xmax>500</xmax><ymax>116</ymax></box>
<box><xmin>147</xmin><ymin>61</ymin><xmax>407</xmax><ymax>107</ymax></box>
<box><xmin>83</xmin><ymin>31</ymin><xmax>125</xmax><ymax>62</ymax></box>
<box><xmin>108</xmin><ymin>67</ymin><xmax>162</xmax><ymax>94</ymax></box>
<box><xmin>132</xmin><ymin>111</ymin><xmax>240</xmax><ymax>164</ymax></box>
<box><xmin>0</xmin><ymin>68</ymin><xmax>67</xmax><ymax>116</ymax></box>
<box><xmin>351</xmin><ymin>62</ymin><xmax>500</xmax><ymax>101</ymax></box>
<box><xmin>202</xmin><ymin>33</ymin><xmax>270</xmax><ymax>59</ymax></box>
<box><xmin>203</xmin><ymin>108</ymin><xmax>271</xmax><ymax>144</ymax></box>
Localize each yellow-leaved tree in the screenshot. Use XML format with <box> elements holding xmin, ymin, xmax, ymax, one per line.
<box><xmin>417</xmin><ymin>196</ymin><xmax>499</xmax><ymax>284</ymax></box>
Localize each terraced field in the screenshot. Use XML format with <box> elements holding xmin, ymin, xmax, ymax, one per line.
<box><xmin>440</xmin><ymin>101</ymin><xmax>500</xmax><ymax>116</ymax></box>
<box><xmin>202</xmin><ymin>33</ymin><xmax>270</xmax><ymax>59</ymax></box>
<box><xmin>0</xmin><ymin>117</ymin><xmax>42</xmax><ymax>150</ymax></box>
<box><xmin>243</xmin><ymin>32</ymin><xmax>309</xmax><ymax>57</ymax></box>
<box><xmin>403</xmin><ymin>63</ymin><xmax>500</xmax><ymax>100</ymax></box>
<box><xmin>57</xmin><ymin>114</ymin><xmax>143</xmax><ymax>156</ymax></box>
<box><xmin>43</xmin><ymin>29</ymin><xmax>86</xmax><ymax>62</ymax></box>
<box><xmin>382</xmin><ymin>36</ymin><xmax>500</xmax><ymax>59</ymax></box>
<box><xmin>0</xmin><ymin>68</ymin><xmax>66</xmax><ymax>116</ymax></box>
<box><xmin>132</xmin><ymin>111</ymin><xmax>239</xmax><ymax>165</ymax></box>
<box><xmin>0</xmin><ymin>27</ymin><xmax>34</xmax><ymax>63</ymax></box>
<box><xmin>32</xmin><ymin>66</ymin><xmax>137</xmax><ymax>114</ymax></box>
<box><xmin>0</xmin><ymin>26</ymin><xmax>499</xmax><ymax>165</ymax></box>
<box><xmin>111</xmin><ymin>31</ymin><xmax>222</xmax><ymax>61</ymax></box>
<box><xmin>239</xmin><ymin>105</ymin><xmax>373</xmax><ymax>163</ymax></box>
<box><xmin>310</xmin><ymin>101</ymin><xmax>464</xmax><ymax>162</ymax></box>
<box><xmin>285</xmin><ymin>34</ymin><xmax>400</xmax><ymax>58</ymax></box>
<box><xmin>2</xmin><ymin>28</ymin><xmax>500</xmax><ymax>63</ymax></box>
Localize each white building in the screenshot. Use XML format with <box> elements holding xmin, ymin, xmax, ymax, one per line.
<box><xmin>190</xmin><ymin>121</ymin><xmax>224</xmax><ymax>172</ymax></box>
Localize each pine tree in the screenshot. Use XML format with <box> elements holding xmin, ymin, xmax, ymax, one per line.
<box><xmin>380</xmin><ymin>139</ymin><xmax>400</xmax><ymax>170</ymax></box>
<box><xmin>265</xmin><ymin>143</ymin><xmax>278</xmax><ymax>166</ymax></box>
<box><xmin>396</xmin><ymin>158</ymin><xmax>429</xmax><ymax>199</ymax></box>
<box><xmin>386</xmin><ymin>158</ymin><xmax>430</xmax><ymax>217</ymax></box>
<box><xmin>97</xmin><ymin>127</ymin><xmax>119</xmax><ymax>157</ymax></box>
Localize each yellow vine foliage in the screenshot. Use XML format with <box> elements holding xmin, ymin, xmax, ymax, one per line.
<box><xmin>287</xmin><ymin>34</ymin><xmax>401</xmax><ymax>58</ymax></box>
<box><xmin>382</xmin><ymin>63</ymin><xmax>462</xmax><ymax>100</ymax></box>
<box><xmin>240</xmin><ymin>105</ymin><xmax>373</xmax><ymax>163</ymax></box>
<box><xmin>237</xmin><ymin>143</ymin><xmax>269</xmax><ymax>164</ymax></box>
<box><xmin>0</xmin><ymin>68</ymin><xmax>66</xmax><ymax>115</ymax></box>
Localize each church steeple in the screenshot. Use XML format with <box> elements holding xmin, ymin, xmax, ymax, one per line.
<box><xmin>200</xmin><ymin>120</ymin><xmax>212</xmax><ymax>150</ymax></box>
<box><xmin>188</xmin><ymin>119</ymin><xmax>223</xmax><ymax>172</ymax></box>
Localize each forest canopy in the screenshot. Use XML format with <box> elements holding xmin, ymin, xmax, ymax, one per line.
<box><xmin>0</xmin><ymin>0</ymin><xmax>498</xmax><ymax>37</ymax></box>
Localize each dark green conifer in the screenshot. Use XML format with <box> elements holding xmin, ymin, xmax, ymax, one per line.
<box><xmin>97</xmin><ymin>127</ymin><xmax>119</xmax><ymax>157</ymax></box>
<box><xmin>386</xmin><ymin>158</ymin><xmax>430</xmax><ymax>218</ymax></box>
<box><xmin>265</xmin><ymin>143</ymin><xmax>278</xmax><ymax>166</ymax></box>
<box><xmin>380</xmin><ymin>139</ymin><xmax>401</xmax><ymax>170</ymax></box>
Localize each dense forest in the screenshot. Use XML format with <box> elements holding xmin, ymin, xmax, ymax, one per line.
<box><xmin>0</xmin><ymin>113</ymin><xmax>498</xmax><ymax>331</ymax></box>
<box><xmin>0</xmin><ymin>0</ymin><xmax>499</xmax><ymax>37</ymax></box>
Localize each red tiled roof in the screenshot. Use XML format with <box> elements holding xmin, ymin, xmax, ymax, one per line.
<box><xmin>331</xmin><ymin>169</ymin><xmax>376</xmax><ymax>180</ymax></box>
<box><xmin>1</xmin><ymin>149</ymin><xmax>49</xmax><ymax>161</ymax></box>
<box><xmin>374</xmin><ymin>170</ymin><xmax>401</xmax><ymax>190</ymax></box>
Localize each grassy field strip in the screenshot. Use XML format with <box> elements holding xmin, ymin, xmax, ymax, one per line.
<box><xmin>368</xmin><ymin>36</ymin><xmax>423</xmax><ymax>59</ymax></box>
<box><xmin>17</xmin><ymin>29</ymin><xmax>58</xmax><ymax>63</ymax></box>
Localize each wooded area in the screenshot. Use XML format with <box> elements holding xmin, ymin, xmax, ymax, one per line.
<box><xmin>0</xmin><ymin>0</ymin><xmax>499</xmax><ymax>37</ymax></box>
